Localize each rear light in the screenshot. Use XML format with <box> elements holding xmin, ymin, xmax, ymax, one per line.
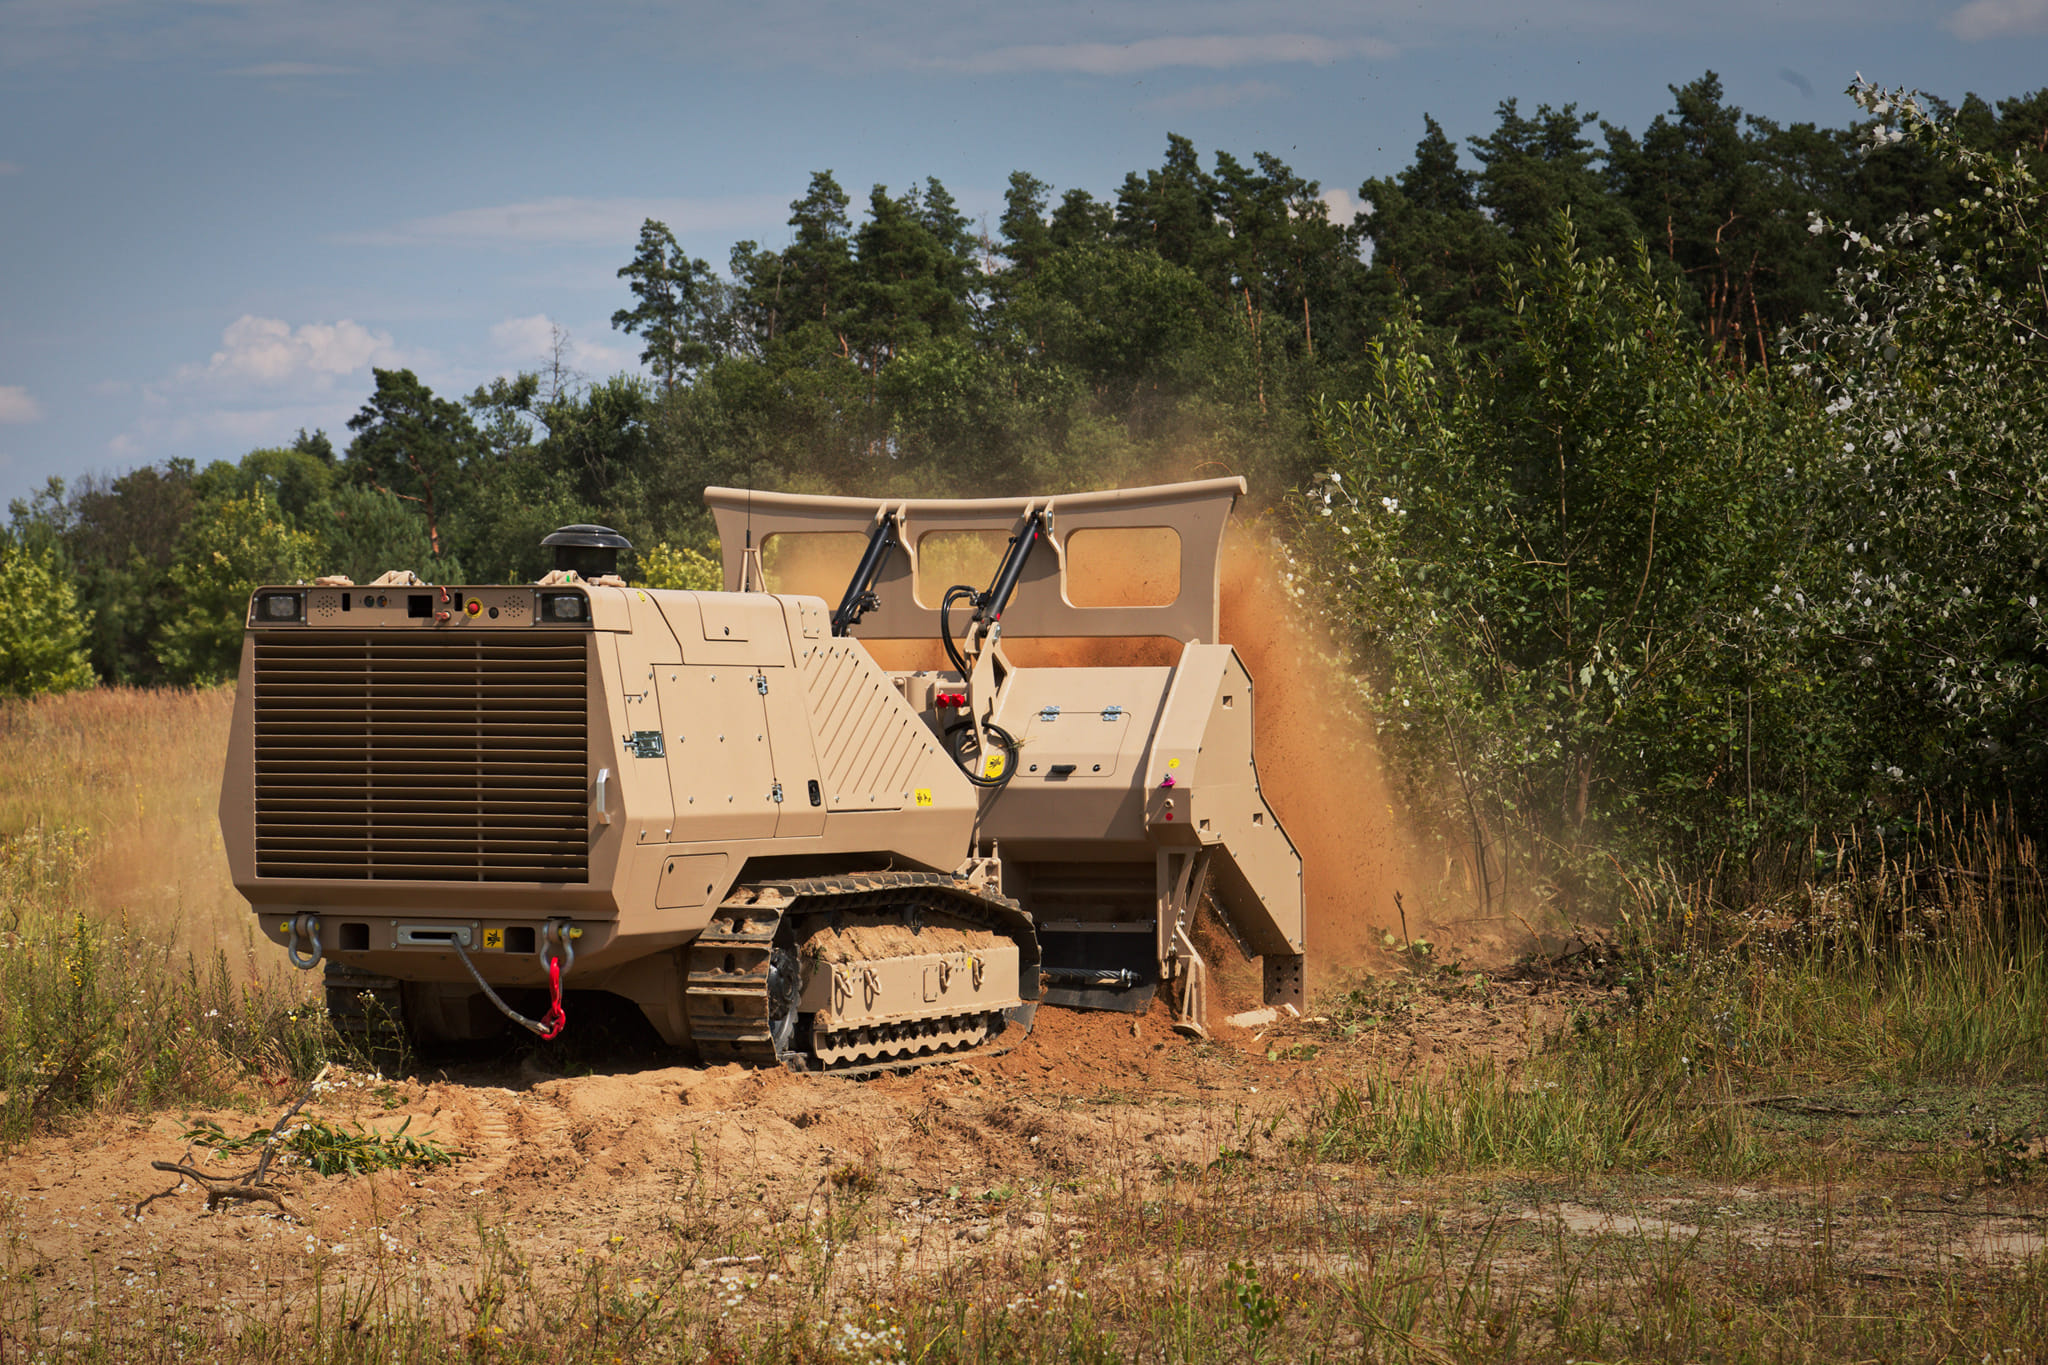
<box><xmin>539</xmin><ymin>591</ymin><xmax>589</xmax><ymax>623</ymax></box>
<box><xmin>255</xmin><ymin>591</ymin><xmax>304</xmax><ymax>623</ymax></box>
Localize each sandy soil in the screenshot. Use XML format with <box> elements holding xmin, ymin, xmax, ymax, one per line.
<box><xmin>6</xmin><ymin>972</ymin><xmax>2039</xmax><ymax>1356</ymax></box>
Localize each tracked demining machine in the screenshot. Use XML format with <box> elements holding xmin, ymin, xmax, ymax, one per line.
<box><xmin>220</xmin><ymin>477</ymin><xmax>1306</xmax><ymax>1074</ymax></box>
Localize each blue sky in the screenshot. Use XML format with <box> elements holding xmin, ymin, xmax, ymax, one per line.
<box><xmin>2</xmin><ymin>0</ymin><xmax>2043</xmax><ymax>507</ymax></box>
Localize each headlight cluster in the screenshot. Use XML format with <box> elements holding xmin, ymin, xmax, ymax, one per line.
<box><xmin>540</xmin><ymin>591</ymin><xmax>589</xmax><ymax>622</ymax></box>
<box><xmin>256</xmin><ymin>591</ymin><xmax>304</xmax><ymax>623</ymax></box>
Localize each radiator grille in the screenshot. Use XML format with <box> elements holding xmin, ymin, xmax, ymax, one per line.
<box><xmin>252</xmin><ymin>633</ymin><xmax>590</xmax><ymax>882</ymax></box>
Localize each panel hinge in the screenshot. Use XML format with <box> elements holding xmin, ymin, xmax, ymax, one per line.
<box><xmin>771</xmin><ymin>781</ymin><xmax>785</xmax><ymax>804</ymax></box>
<box><xmin>755</xmin><ymin>672</ymin><xmax>770</xmax><ymax>695</ymax></box>
<box><xmin>1038</xmin><ymin>705</ymin><xmax>1061</xmax><ymax>722</ymax></box>
<box><xmin>1101</xmin><ymin>704</ymin><xmax>1124</xmax><ymax>721</ymax></box>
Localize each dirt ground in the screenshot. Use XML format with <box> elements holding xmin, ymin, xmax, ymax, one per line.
<box><xmin>4</xmin><ymin>976</ymin><xmax>2043</xmax><ymax>1354</ymax></box>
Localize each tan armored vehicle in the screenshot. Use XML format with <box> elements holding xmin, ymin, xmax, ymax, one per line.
<box><xmin>220</xmin><ymin>478</ymin><xmax>1305</xmax><ymax>1073</ymax></box>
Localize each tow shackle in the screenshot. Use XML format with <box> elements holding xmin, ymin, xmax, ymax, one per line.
<box><xmin>286</xmin><ymin>913</ymin><xmax>323</xmax><ymax>970</ymax></box>
<box><xmin>539</xmin><ymin>919</ymin><xmax>580</xmax><ymax>976</ymax></box>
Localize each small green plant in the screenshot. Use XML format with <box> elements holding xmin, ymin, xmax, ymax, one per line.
<box><xmin>1224</xmin><ymin>1258</ymin><xmax>1283</xmax><ymax>1355</ymax></box>
<box><xmin>828</xmin><ymin>1159</ymin><xmax>879</xmax><ymax>1193</ymax></box>
<box><xmin>184</xmin><ymin>1114</ymin><xmax>451</xmax><ymax>1176</ymax></box>
<box><xmin>1969</xmin><ymin>1122</ymin><xmax>2048</xmax><ymax>1187</ymax></box>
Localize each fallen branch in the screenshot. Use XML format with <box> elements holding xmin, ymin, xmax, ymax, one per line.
<box><xmin>1691</xmin><ymin>1093</ymin><xmax>1897</xmax><ymax>1117</ymax></box>
<box><xmin>146</xmin><ymin>1162</ymin><xmax>292</xmax><ymax>1213</ymax></box>
<box><xmin>129</xmin><ymin>1063</ymin><xmax>330</xmax><ymax>1217</ymax></box>
<box><xmin>1895</xmin><ymin>1205</ymin><xmax>2048</xmax><ymax>1222</ymax></box>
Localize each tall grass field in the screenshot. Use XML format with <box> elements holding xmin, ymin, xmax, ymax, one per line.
<box><xmin>0</xmin><ymin>687</ymin><xmax>321</xmax><ymax>1142</ymax></box>
<box><xmin>2</xmin><ymin>686</ymin><xmax>2046</xmax><ymax>1363</ymax></box>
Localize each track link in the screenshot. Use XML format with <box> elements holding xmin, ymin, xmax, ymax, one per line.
<box><xmin>684</xmin><ymin>871</ymin><xmax>1040</xmax><ymax>1075</ymax></box>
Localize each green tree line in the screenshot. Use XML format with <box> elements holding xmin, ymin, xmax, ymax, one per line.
<box><xmin>5</xmin><ymin>72</ymin><xmax>2043</xmax><ymax>900</ymax></box>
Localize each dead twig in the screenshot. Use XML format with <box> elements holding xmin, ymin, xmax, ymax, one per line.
<box><xmin>128</xmin><ymin>1063</ymin><xmax>330</xmax><ymax>1217</ymax></box>
<box><xmin>145</xmin><ymin>1161</ymin><xmax>293</xmax><ymax>1213</ymax></box>
<box><xmin>1895</xmin><ymin>1206</ymin><xmax>2048</xmax><ymax>1222</ymax></box>
<box><xmin>1690</xmin><ymin>1093</ymin><xmax>1898</xmax><ymax>1117</ymax></box>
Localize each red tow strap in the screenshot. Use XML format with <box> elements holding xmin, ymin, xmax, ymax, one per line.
<box><xmin>538</xmin><ymin>955</ymin><xmax>567</xmax><ymax>1039</ymax></box>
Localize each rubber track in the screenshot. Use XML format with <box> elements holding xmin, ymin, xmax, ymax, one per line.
<box><xmin>684</xmin><ymin>871</ymin><xmax>1040</xmax><ymax>1076</ymax></box>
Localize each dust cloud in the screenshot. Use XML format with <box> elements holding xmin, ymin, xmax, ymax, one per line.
<box><xmin>1213</xmin><ymin>536</ymin><xmax>1426</xmax><ymax>972</ymax></box>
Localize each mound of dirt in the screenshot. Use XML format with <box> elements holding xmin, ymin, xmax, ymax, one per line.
<box><xmin>800</xmin><ymin>916</ymin><xmax>991</xmax><ymax>962</ymax></box>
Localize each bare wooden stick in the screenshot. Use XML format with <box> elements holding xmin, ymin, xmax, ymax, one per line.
<box><xmin>130</xmin><ymin>1064</ymin><xmax>330</xmax><ymax>1217</ymax></box>
<box><xmin>1689</xmin><ymin>1093</ymin><xmax>1896</xmax><ymax>1117</ymax></box>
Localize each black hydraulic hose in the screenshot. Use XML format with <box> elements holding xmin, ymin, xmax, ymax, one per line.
<box><xmin>939</xmin><ymin>584</ymin><xmax>978</xmax><ymax>680</ymax></box>
<box><xmin>943</xmin><ymin>718</ymin><xmax>1021</xmax><ymax>790</ymax></box>
<box><xmin>936</xmin><ymin>586</ymin><xmax>1017</xmax><ymax>788</ymax></box>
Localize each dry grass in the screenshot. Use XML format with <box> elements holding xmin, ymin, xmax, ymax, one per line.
<box><xmin>0</xmin><ymin>687</ymin><xmax>320</xmax><ymax>1142</ymax></box>
<box><xmin>0</xmin><ymin>685</ymin><xmax>246</xmax><ymax>958</ymax></box>
<box><xmin>1</xmin><ymin>687</ymin><xmax>2045</xmax><ymax>1361</ymax></box>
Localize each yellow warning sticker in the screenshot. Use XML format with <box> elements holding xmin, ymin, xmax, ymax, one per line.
<box><xmin>1168</xmin><ymin>757</ymin><xmax>1181</xmax><ymax>769</ymax></box>
<box><xmin>914</xmin><ymin>788</ymin><xmax>934</xmax><ymax>807</ymax></box>
<box><xmin>983</xmin><ymin>753</ymin><xmax>1007</xmax><ymax>778</ymax></box>
<box><xmin>482</xmin><ymin>927</ymin><xmax>505</xmax><ymax>950</ymax></box>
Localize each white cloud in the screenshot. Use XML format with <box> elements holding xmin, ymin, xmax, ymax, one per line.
<box><xmin>1946</xmin><ymin>0</ymin><xmax>2048</xmax><ymax>37</ymax></box>
<box><xmin>489</xmin><ymin>314</ymin><xmax>635</xmax><ymax>374</ymax></box>
<box><xmin>1319</xmin><ymin>188</ymin><xmax>1371</xmax><ymax>227</ymax></box>
<box><xmin>336</xmin><ymin>194</ymin><xmax>788</xmax><ymax>248</ymax></box>
<box><xmin>106</xmin><ymin>315</ymin><xmax>411</xmax><ymax>463</ymax></box>
<box><xmin>1142</xmin><ymin>80</ymin><xmax>1284</xmax><ymax>114</ymax></box>
<box><xmin>184</xmin><ymin>315</ymin><xmax>398</xmax><ymax>388</ymax></box>
<box><xmin>943</xmin><ymin>33</ymin><xmax>1394</xmax><ymax>76</ymax></box>
<box><xmin>0</xmin><ymin>386</ymin><xmax>45</xmax><ymax>423</ymax></box>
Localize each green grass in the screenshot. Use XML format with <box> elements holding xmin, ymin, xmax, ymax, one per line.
<box><xmin>1302</xmin><ymin>811</ymin><xmax>2048</xmax><ymax>1182</ymax></box>
<box><xmin>0</xmin><ymin>823</ymin><xmax>326</xmax><ymax>1143</ymax></box>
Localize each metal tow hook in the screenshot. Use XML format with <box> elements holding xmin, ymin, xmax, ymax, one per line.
<box><xmin>539</xmin><ymin>919</ymin><xmax>581</xmax><ymax>975</ymax></box>
<box><xmin>286</xmin><ymin>913</ymin><xmax>322</xmax><ymax>970</ymax></box>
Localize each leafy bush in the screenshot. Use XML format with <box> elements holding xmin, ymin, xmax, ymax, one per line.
<box><xmin>155</xmin><ymin>490</ymin><xmax>317</xmax><ymax>684</ymax></box>
<box><xmin>1789</xmin><ymin>77</ymin><xmax>2048</xmax><ymax>814</ymax></box>
<box><xmin>0</xmin><ymin>541</ymin><xmax>94</xmax><ymax>700</ymax></box>
<box><xmin>185</xmin><ymin>1113</ymin><xmax>452</xmax><ymax>1176</ymax></box>
<box><xmin>637</xmin><ymin>541</ymin><xmax>723</xmax><ymax>590</ymax></box>
<box><xmin>1300</xmin><ymin>218</ymin><xmax>1835</xmax><ymax>902</ymax></box>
